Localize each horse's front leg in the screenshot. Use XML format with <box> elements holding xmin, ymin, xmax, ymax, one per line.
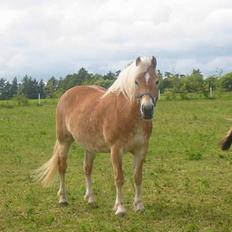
<box><xmin>111</xmin><ymin>146</ymin><xmax>126</xmax><ymax>216</ymax></box>
<box><xmin>83</xmin><ymin>151</ymin><xmax>96</xmax><ymax>204</ymax></box>
<box><xmin>133</xmin><ymin>147</ymin><xmax>147</xmax><ymax>212</ymax></box>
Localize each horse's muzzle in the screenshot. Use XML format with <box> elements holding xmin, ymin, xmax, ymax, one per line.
<box><xmin>141</xmin><ymin>104</ymin><xmax>154</xmax><ymax>120</ymax></box>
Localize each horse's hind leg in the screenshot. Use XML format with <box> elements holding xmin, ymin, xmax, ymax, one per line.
<box><xmin>57</xmin><ymin>140</ymin><xmax>72</xmax><ymax>206</ymax></box>
<box><xmin>83</xmin><ymin>151</ymin><xmax>96</xmax><ymax>204</ymax></box>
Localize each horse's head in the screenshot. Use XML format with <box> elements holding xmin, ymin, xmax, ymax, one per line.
<box><xmin>134</xmin><ymin>56</ymin><xmax>159</xmax><ymax>120</ymax></box>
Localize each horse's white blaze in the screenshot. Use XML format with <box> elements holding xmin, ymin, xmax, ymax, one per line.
<box><xmin>145</xmin><ymin>72</ymin><xmax>150</xmax><ymax>84</ymax></box>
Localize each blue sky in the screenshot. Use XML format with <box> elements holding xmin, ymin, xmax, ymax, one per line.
<box><xmin>0</xmin><ymin>0</ymin><xmax>232</xmax><ymax>80</ymax></box>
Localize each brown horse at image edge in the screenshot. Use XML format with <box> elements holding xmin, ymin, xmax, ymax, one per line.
<box><xmin>221</xmin><ymin>128</ymin><xmax>232</xmax><ymax>151</ymax></box>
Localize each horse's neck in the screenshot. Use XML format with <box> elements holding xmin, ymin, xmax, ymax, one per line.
<box><xmin>101</xmin><ymin>91</ymin><xmax>152</xmax><ymax>140</ymax></box>
<box><xmin>113</xmin><ymin>93</ymin><xmax>152</xmax><ymax>138</ymax></box>
<box><xmin>108</xmin><ymin>92</ymin><xmax>143</xmax><ymax>124</ymax></box>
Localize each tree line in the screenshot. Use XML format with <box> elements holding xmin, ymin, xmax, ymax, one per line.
<box><xmin>0</xmin><ymin>67</ymin><xmax>232</xmax><ymax>100</ymax></box>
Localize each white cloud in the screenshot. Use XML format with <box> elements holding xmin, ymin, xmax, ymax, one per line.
<box><xmin>0</xmin><ymin>0</ymin><xmax>232</xmax><ymax>80</ymax></box>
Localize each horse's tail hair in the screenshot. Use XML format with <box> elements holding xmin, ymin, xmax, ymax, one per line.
<box><xmin>34</xmin><ymin>140</ymin><xmax>59</xmax><ymax>187</ymax></box>
<box><xmin>221</xmin><ymin>128</ymin><xmax>232</xmax><ymax>151</ymax></box>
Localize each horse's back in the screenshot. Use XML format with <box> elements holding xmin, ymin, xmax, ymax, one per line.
<box><xmin>60</xmin><ymin>85</ymin><xmax>106</xmax><ymax>103</ymax></box>
<box><xmin>58</xmin><ymin>85</ymin><xmax>106</xmax><ymax>113</ymax></box>
<box><xmin>57</xmin><ymin>85</ymin><xmax>107</xmax><ymax>120</ymax></box>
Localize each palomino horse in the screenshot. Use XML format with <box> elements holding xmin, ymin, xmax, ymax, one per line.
<box><xmin>221</xmin><ymin>128</ymin><xmax>232</xmax><ymax>150</ymax></box>
<box><xmin>35</xmin><ymin>56</ymin><xmax>159</xmax><ymax>215</ymax></box>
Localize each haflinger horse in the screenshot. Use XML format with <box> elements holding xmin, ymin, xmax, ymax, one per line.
<box><xmin>221</xmin><ymin>128</ymin><xmax>232</xmax><ymax>151</ymax></box>
<box><xmin>35</xmin><ymin>56</ymin><xmax>159</xmax><ymax>215</ymax></box>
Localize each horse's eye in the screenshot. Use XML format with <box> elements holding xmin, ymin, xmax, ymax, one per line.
<box><xmin>135</xmin><ymin>80</ymin><xmax>139</xmax><ymax>85</ymax></box>
<box><xmin>156</xmin><ymin>80</ymin><xmax>159</xmax><ymax>85</ymax></box>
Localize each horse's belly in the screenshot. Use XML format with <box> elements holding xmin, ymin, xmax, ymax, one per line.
<box><xmin>73</xmin><ymin>132</ymin><xmax>110</xmax><ymax>153</ymax></box>
<box><xmin>82</xmin><ymin>141</ymin><xmax>110</xmax><ymax>153</ymax></box>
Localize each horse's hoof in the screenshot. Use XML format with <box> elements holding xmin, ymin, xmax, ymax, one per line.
<box><xmin>59</xmin><ymin>201</ymin><xmax>68</xmax><ymax>207</ymax></box>
<box><xmin>88</xmin><ymin>198</ymin><xmax>95</xmax><ymax>204</ymax></box>
<box><xmin>84</xmin><ymin>194</ymin><xmax>95</xmax><ymax>204</ymax></box>
<box><xmin>134</xmin><ymin>202</ymin><xmax>144</xmax><ymax>212</ymax></box>
<box><xmin>115</xmin><ymin>205</ymin><xmax>127</xmax><ymax>216</ymax></box>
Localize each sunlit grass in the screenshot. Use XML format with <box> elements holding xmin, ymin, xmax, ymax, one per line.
<box><xmin>1</xmin><ymin>99</ymin><xmax>232</xmax><ymax>231</ymax></box>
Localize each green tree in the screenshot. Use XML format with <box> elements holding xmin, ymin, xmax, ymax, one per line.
<box><xmin>20</xmin><ymin>75</ymin><xmax>39</xmax><ymax>99</ymax></box>
<box><xmin>103</xmin><ymin>71</ymin><xmax>116</xmax><ymax>80</ymax></box>
<box><xmin>4</xmin><ymin>81</ymin><xmax>11</xmax><ymax>99</ymax></box>
<box><xmin>204</xmin><ymin>76</ymin><xmax>217</xmax><ymax>90</ymax></box>
<box><xmin>9</xmin><ymin>77</ymin><xmax>18</xmax><ymax>98</ymax></box>
<box><xmin>0</xmin><ymin>78</ymin><xmax>12</xmax><ymax>100</ymax></box>
<box><xmin>180</xmin><ymin>69</ymin><xmax>204</xmax><ymax>93</ymax></box>
<box><xmin>220</xmin><ymin>72</ymin><xmax>232</xmax><ymax>91</ymax></box>
<box><xmin>38</xmin><ymin>80</ymin><xmax>46</xmax><ymax>98</ymax></box>
<box><xmin>60</xmin><ymin>68</ymin><xmax>91</xmax><ymax>90</ymax></box>
<box><xmin>94</xmin><ymin>78</ymin><xmax>113</xmax><ymax>88</ymax></box>
<box><xmin>45</xmin><ymin>77</ymin><xmax>58</xmax><ymax>98</ymax></box>
<box><xmin>0</xmin><ymin>78</ymin><xmax>6</xmax><ymax>100</ymax></box>
<box><xmin>78</xmin><ymin>67</ymin><xmax>91</xmax><ymax>83</ymax></box>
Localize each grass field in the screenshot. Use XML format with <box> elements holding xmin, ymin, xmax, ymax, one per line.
<box><xmin>1</xmin><ymin>99</ymin><xmax>232</xmax><ymax>231</ymax></box>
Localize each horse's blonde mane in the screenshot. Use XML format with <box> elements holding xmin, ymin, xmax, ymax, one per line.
<box><xmin>105</xmin><ymin>57</ymin><xmax>152</xmax><ymax>101</ymax></box>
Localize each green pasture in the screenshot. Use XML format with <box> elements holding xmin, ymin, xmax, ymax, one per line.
<box><xmin>1</xmin><ymin>99</ymin><xmax>232</xmax><ymax>231</ymax></box>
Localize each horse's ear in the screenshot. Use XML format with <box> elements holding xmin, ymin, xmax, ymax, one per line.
<box><xmin>151</xmin><ymin>56</ymin><xmax>157</xmax><ymax>69</ymax></box>
<box><xmin>136</xmin><ymin>57</ymin><xmax>141</xmax><ymax>66</ymax></box>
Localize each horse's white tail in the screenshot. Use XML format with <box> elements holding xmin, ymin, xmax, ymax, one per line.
<box><xmin>34</xmin><ymin>140</ymin><xmax>59</xmax><ymax>187</ymax></box>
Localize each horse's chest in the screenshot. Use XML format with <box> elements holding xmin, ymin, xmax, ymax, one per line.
<box><xmin>126</xmin><ymin>128</ymin><xmax>148</xmax><ymax>150</ymax></box>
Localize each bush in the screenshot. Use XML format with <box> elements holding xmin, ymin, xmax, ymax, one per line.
<box><xmin>164</xmin><ymin>89</ymin><xmax>176</xmax><ymax>100</ymax></box>
<box><xmin>220</xmin><ymin>73</ymin><xmax>232</xmax><ymax>91</ymax></box>
<box><xmin>13</xmin><ymin>95</ymin><xmax>29</xmax><ymax>106</ymax></box>
<box><xmin>0</xmin><ymin>101</ymin><xmax>14</xmax><ymax>109</ymax></box>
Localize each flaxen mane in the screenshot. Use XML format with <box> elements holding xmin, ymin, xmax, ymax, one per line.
<box><xmin>105</xmin><ymin>57</ymin><xmax>152</xmax><ymax>101</ymax></box>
